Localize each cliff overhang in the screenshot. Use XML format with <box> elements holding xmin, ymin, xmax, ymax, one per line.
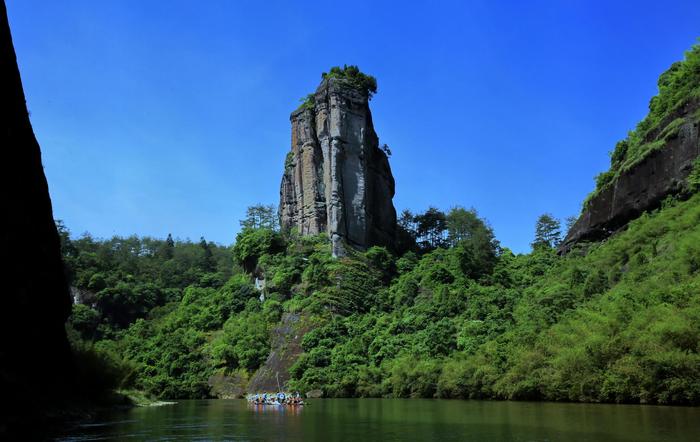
<box><xmin>560</xmin><ymin>100</ymin><xmax>700</xmax><ymax>253</ymax></box>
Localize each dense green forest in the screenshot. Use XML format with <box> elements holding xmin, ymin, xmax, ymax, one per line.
<box><xmin>64</xmin><ymin>194</ymin><xmax>700</xmax><ymax>404</ymax></box>
<box><xmin>64</xmin><ymin>44</ymin><xmax>700</xmax><ymax>406</ymax></box>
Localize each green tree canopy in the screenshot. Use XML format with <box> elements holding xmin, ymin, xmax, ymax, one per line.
<box><xmin>322</xmin><ymin>65</ymin><xmax>378</xmax><ymax>98</ymax></box>
<box><xmin>532</xmin><ymin>213</ymin><xmax>562</xmax><ymax>250</ymax></box>
<box><xmin>240</xmin><ymin>204</ymin><xmax>278</xmax><ymax>231</ymax></box>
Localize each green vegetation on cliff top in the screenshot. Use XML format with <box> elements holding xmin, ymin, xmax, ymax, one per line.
<box><xmin>585</xmin><ymin>42</ymin><xmax>700</xmax><ymax>208</ymax></box>
<box><xmin>322</xmin><ymin>64</ymin><xmax>377</xmax><ymax>98</ymax></box>
<box><xmin>298</xmin><ymin>65</ymin><xmax>377</xmax><ymax>110</ymax></box>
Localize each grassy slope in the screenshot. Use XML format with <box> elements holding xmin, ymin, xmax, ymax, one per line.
<box><xmin>495</xmin><ymin>194</ymin><xmax>700</xmax><ymax>403</ymax></box>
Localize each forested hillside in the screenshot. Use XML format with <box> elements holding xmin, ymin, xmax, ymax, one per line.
<box><xmin>64</xmin><ymin>195</ymin><xmax>700</xmax><ymax>404</ymax></box>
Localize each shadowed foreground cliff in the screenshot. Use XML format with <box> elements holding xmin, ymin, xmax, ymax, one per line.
<box><xmin>280</xmin><ymin>68</ymin><xmax>397</xmax><ymax>257</ymax></box>
<box><xmin>0</xmin><ymin>0</ymin><xmax>73</xmax><ymax>433</ymax></box>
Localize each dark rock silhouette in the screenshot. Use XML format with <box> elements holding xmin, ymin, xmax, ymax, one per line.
<box><xmin>279</xmin><ymin>76</ymin><xmax>397</xmax><ymax>256</ymax></box>
<box><xmin>560</xmin><ymin>100</ymin><xmax>700</xmax><ymax>252</ymax></box>
<box><xmin>0</xmin><ymin>0</ymin><xmax>72</xmax><ymax>433</ymax></box>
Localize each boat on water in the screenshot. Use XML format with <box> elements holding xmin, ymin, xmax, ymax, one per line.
<box><xmin>246</xmin><ymin>392</ymin><xmax>305</xmax><ymax>406</ymax></box>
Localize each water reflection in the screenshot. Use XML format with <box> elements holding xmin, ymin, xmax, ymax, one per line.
<box><xmin>54</xmin><ymin>399</ymin><xmax>700</xmax><ymax>442</ymax></box>
<box><xmin>247</xmin><ymin>402</ymin><xmax>305</xmax><ymax>416</ymax></box>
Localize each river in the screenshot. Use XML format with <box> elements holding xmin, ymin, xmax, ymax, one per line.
<box><xmin>54</xmin><ymin>399</ymin><xmax>700</xmax><ymax>441</ymax></box>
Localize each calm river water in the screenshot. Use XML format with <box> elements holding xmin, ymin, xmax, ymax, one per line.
<box><xmin>54</xmin><ymin>399</ymin><xmax>700</xmax><ymax>441</ymax></box>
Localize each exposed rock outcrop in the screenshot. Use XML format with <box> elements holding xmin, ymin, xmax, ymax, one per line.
<box><xmin>279</xmin><ymin>76</ymin><xmax>397</xmax><ymax>256</ymax></box>
<box><xmin>247</xmin><ymin>313</ymin><xmax>312</xmax><ymax>393</ymax></box>
<box><xmin>560</xmin><ymin>101</ymin><xmax>700</xmax><ymax>252</ymax></box>
<box><xmin>208</xmin><ymin>373</ymin><xmax>247</xmax><ymax>399</ymax></box>
<box><xmin>0</xmin><ymin>0</ymin><xmax>73</xmax><ymax>432</ymax></box>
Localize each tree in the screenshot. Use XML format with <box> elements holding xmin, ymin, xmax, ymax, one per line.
<box><xmin>446</xmin><ymin>206</ymin><xmax>485</xmax><ymax>246</ymax></box>
<box><xmin>233</xmin><ymin>228</ymin><xmax>286</xmax><ymax>273</ymax></box>
<box><xmin>55</xmin><ymin>219</ymin><xmax>76</xmax><ymax>256</ymax></box>
<box><xmin>398</xmin><ymin>210</ymin><xmax>416</xmax><ymax>237</ymax></box>
<box><xmin>381</xmin><ymin>143</ymin><xmax>392</xmax><ymax>157</ymax></box>
<box><xmin>364</xmin><ymin>246</ymin><xmax>396</xmax><ymax>284</ymax></box>
<box><xmin>448</xmin><ymin>208</ymin><xmax>500</xmax><ymax>279</ymax></box>
<box><xmin>564</xmin><ymin>216</ymin><xmax>578</xmax><ymax>237</ymax></box>
<box><xmin>532</xmin><ymin>214</ymin><xmax>562</xmax><ymax>250</ymax></box>
<box><xmin>396</xmin><ymin>209</ymin><xmax>418</xmax><ymax>254</ymax></box>
<box><xmin>414</xmin><ymin>207</ymin><xmax>448</xmax><ymax>251</ymax></box>
<box><xmin>240</xmin><ymin>204</ymin><xmax>278</xmax><ymax>231</ymax></box>
<box><xmin>199</xmin><ymin>237</ymin><xmax>216</xmax><ymax>272</ymax></box>
<box><xmin>68</xmin><ymin>304</ymin><xmax>100</xmax><ymax>339</ymax></box>
<box><xmin>158</xmin><ymin>233</ymin><xmax>175</xmax><ymax>260</ymax></box>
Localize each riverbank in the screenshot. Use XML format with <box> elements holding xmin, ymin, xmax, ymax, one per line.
<box><xmin>116</xmin><ymin>389</ymin><xmax>177</xmax><ymax>407</ymax></box>
<box><xmin>0</xmin><ymin>387</ymin><xmax>166</xmax><ymax>440</ymax></box>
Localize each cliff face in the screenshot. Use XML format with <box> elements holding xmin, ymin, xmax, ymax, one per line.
<box><xmin>0</xmin><ymin>0</ymin><xmax>72</xmax><ymax>428</ymax></box>
<box><xmin>279</xmin><ymin>77</ymin><xmax>397</xmax><ymax>256</ymax></box>
<box><xmin>246</xmin><ymin>313</ymin><xmax>313</xmax><ymax>393</ymax></box>
<box><xmin>560</xmin><ymin>100</ymin><xmax>700</xmax><ymax>252</ymax></box>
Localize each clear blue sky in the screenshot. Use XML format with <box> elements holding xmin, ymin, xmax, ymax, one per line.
<box><xmin>6</xmin><ymin>0</ymin><xmax>700</xmax><ymax>253</ymax></box>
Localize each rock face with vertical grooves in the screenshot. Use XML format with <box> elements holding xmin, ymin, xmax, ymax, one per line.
<box><xmin>279</xmin><ymin>76</ymin><xmax>397</xmax><ymax>256</ymax></box>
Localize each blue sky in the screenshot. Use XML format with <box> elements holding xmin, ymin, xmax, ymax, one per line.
<box><xmin>6</xmin><ymin>0</ymin><xmax>700</xmax><ymax>253</ymax></box>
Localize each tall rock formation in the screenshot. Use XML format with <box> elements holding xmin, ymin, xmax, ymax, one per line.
<box><xmin>279</xmin><ymin>75</ymin><xmax>397</xmax><ymax>256</ymax></box>
<box><xmin>0</xmin><ymin>0</ymin><xmax>73</xmax><ymax>432</ymax></box>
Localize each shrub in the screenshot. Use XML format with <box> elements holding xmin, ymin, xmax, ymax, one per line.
<box><xmin>321</xmin><ymin>65</ymin><xmax>377</xmax><ymax>98</ymax></box>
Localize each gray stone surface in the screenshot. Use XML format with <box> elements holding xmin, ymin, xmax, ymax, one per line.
<box><xmin>279</xmin><ymin>77</ymin><xmax>397</xmax><ymax>256</ymax></box>
<box><xmin>560</xmin><ymin>100</ymin><xmax>700</xmax><ymax>252</ymax></box>
<box><xmin>247</xmin><ymin>313</ymin><xmax>310</xmax><ymax>393</ymax></box>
